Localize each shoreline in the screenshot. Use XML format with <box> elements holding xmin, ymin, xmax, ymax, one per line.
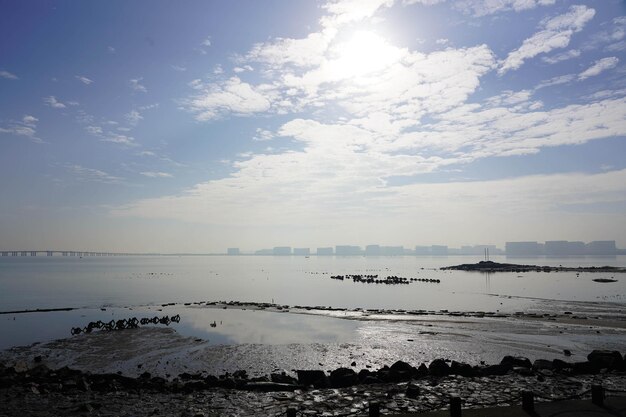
<box><xmin>1</xmin><ymin>348</ymin><xmax>625</xmax><ymax>417</ymax></box>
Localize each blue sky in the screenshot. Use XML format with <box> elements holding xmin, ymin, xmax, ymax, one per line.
<box><xmin>1</xmin><ymin>0</ymin><xmax>625</xmax><ymax>252</ymax></box>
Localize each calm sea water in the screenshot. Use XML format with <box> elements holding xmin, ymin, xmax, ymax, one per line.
<box><xmin>1</xmin><ymin>255</ymin><xmax>624</xmax><ymax>312</ymax></box>
<box><xmin>1</xmin><ymin>255</ymin><xmax>625</xmax><ymax>356</ymax></box>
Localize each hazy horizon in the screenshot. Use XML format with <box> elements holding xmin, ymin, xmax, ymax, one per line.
<box><xmin>2</xmin><ymin>0</ymin><xmax>626</xmax><ymax>252</ymax></box>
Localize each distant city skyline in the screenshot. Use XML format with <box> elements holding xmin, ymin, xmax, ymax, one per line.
<box><xmin>1</xmin><ymin>1</ymin><xmax>626</xmax><ymax>252</ymax></box>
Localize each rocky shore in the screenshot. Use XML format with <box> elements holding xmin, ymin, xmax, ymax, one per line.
<box><xmin>1</xmin><ymin>350</ymin><xmax>625</xmax><ymax>417</ymax></box>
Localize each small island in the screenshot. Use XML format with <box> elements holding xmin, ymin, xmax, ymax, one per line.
<box><xmin>441</xmin><ymin>260</ymin><xmax>626</xmax><ymax>273</ymax></box>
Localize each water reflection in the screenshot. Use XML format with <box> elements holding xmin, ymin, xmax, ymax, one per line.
<box><xmin>175</xmin><ymin>307</ymin><xmax>361</xmax><ymax>345</ymax></box>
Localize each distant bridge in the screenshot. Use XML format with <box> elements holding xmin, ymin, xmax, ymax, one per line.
<box><xmin>0</xmin><ymin>251</ymin><xmax>140</xmax><ymax>257</ymax></box>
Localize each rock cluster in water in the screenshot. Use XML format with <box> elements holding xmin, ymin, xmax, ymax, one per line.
<box><xmin>70</xmin><ymin>315</ymin><xmax>181</xmax><ymax>335</ymax></box>
<box><xmin>329</xmin><ymin>274</ymin><xmax>440</xmax><ymax>285</ymax></box>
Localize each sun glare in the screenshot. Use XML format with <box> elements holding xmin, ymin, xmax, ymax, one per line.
<box><xmin>330</xmin><ymin>31</ymin><xmax>403</xmax><ymax>80</ymax></box>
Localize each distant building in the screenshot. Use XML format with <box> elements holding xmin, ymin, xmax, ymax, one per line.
<box><xmin>586</xmin><ymin>241</ymin><xmax>616</xmax><ymax>256</ymax></box>
<box><xmin>545</xmin><ymin>241</ymin><xmax>585</xmax><ymax>256</ymax></box>
<box><xmin>381</xmin><ymin>246</ymin><xmax>404</xmax><ymax>256</ymax></box>
<box><xmin>273</xmin><ymin>246</ymin><xmax>292</xmax><ymax>256</ymax></box>
<box><xmin>226</xmin><ymin>248</ymin><xmax>240</xmax><ymax>256</ymax></box>
<box><xmin>506</xmin><ymin>241</ymin><xmax>543</xmax><ymax>256</ymax></box>
<box><xmin>255</xmin><ymin>249</ymin><xmax>273</xmax><ymax>255</ymax></box>
<box><xmin>431</xmin><ymin>245</ymin><xmax>448</xmax><ymax>256</ymax></box>
<box><xmin>365</xmin><ymin>245</ymin><xmax>381</xmax><ymax>256</ymax></box>
<box><xmin>414</xmin><ymin>246</ymin><xmax>430</xmax><ymax>255</ymax></box>
<box><xmin>316</xmin><ymin>247</ymin><xmax>334</xmax><ymax>256</ymax></box>
<box><xmin>335</xmin><ymin>245</ymin><xmax>362</xmax><ymax>256</ymax></box>
<box><xmin>293</xmin><ymin>247</ymin><xmax>310</xmax><ymax>256</ymax></box>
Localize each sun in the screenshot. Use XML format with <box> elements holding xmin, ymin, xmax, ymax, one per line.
<box><xmin>329</xmin><ymin>31</ymin><xmax>403</xmax><ymax>80</ymax></box>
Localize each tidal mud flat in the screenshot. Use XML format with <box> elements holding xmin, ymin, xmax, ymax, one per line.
<box><xmin>1</xmin><ymin>301</ymin><xmax>625</xmax><ymax>416</ymax></box>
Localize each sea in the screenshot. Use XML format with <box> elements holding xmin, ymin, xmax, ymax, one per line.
<box><xmin>1</xmin><ymin>255</ymin><xmax>625</xmax><ymax>369</ymax></box>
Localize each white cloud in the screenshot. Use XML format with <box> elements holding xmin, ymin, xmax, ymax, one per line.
<box><xmin>125</xmin><ymin>110</ymin><xmax>143</xmax><ymax>125</ymax></box>
<box><xmin>253</xmin><ymin>128</ymin><xmax>274</xmax><ymax>141</ymax></box>
<box><xmin>321</xmin><ymin>0</ymin><xmax>395</xmax><ymax>28</ymax></box>
<box><xmin>43</xmin><ymin>96</ymin><xmax>67</xmax><ymax>109</ymax></box>
<box><xmin>454</xmin><ymin>0</ymin><xmax>555</xmax><ymax>16</ymax></box>
<box><xmin>201</xmin><ymin>36</ymin><xmax>212</xmax><ymax>47</ymax></box>
<box><xmin>85</xmin><ymin>125</ymin><xmax>103</xmax><ymax>136</ymax></box>
<box><xmin>102</xmin><ymin>134</ymin><xmax>137</xmax><ymax>147</ymax></box>
<box><xmin>22</xmin><ymin>115</ymin><xmax>38</xmax><ymax>126</ymax></box>
<box><xmin>140</xmin><ymin>171</ymin><xmax>173</xmax><ymax>178</ymax></box>
<box><xmin>0</xmin><ymin>70</ymin><xmax>18</xmax><ymax>80</ymax></box>
<box><xmin>499</xmin><ymin>5</ymin><xmax>595</xmax><ymax>75</ymax></box>
<box><xmin>535</xmin><ymin>73</ymin><xmax>576</xmax><ymax>89</ymax></box>
<box><xmin>129</xmin><ymin>78</ymin><xmax>147</xmax><ymax>93</ymax></box>
<box><xmin>75</xmin><ymin>75</ymin><xmax>94</xmax><ymax>85</ymax></box>
<box><xmin>107</xmin><ymin>46</ymin><xmax>116</xmax><ymax>53</ymax></box>
<box><xmin>171</xmin><ymin>65</ymin><xmax>187</xmax><ymax>72</ymax></box>
<box><xmin>185</xmin><ymin>77</ymin><xmax>271</xmax><ymax>121</ymax></box>
<box><xmin>578</xmin><ymin>57</ymin><xmax>619</xmax><ymax>80</ymax></box>
<box><xmin>67</xmin><ymin>164</ymin><xmax>122</xmax><ymax>183</ymax></box>
<box><xmin>403</xmin><ymin>0</ymin><xmax>445</xmax><ymax>5</ymax></box>
<box><xmin>541</xmin><ymin>49</ymin><xmax>581</xmax><ymax>64</ymax></box>
<box><xmin>0</xmin><ymin>115</ymin><xmax>42</xmax><ymax>143</ymax></box>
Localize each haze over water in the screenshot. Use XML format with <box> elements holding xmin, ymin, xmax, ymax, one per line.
<box><xmin>2</xmin><ymin>255</ymin><xmax>624</xmax><ymax>312</ymax></box>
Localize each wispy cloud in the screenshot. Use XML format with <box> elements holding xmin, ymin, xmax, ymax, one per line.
<box><xmin>43</xmin><ymin>96</ymin><xmax>67</xmax><ymax>108</ymax></box>
<box><xmin>140</xmin><ymin>171</ymin><xmax>173</xmax><ymax>178</ymax></box>
<box><xmin>0</xmin><ymin>115</ymin><xmax>42</xmax><ymax>143</ymax></box>
<box><xmin>129</xmin><ymin>78</ymin><xmax>147</xmax><ymax>93</ymax></box>
<box><xmin>453</xmin><ymin>0</ymin><xmax>555</xmax><ymax>16</ymax></box>
<box><xmin>75</xmin><ymin>75</ymin><xmax>94</xmax><ymax>85</ymax></box>
<box><xmin>125</xmin><ymin>110</ymin><xmax>143</xmax><ymax>125</ymax></box>
<box><xmin>171</xmin><ymin>65</ymin><xmax>187</xmax><ymax>72</ymax></box>
<box><xmin>107</xmin><ymin>46</ymin><xmax>116</xmax><ymax>54</ymax></box>
<box><xmin>499</xmin><ymin>5</ymin><xmax>595</xmax><ymax>75</ymax></box>
<box><xmin>66</xmin><ymin>164</ymin><xmax>122</xmax><ymax>183</ymax></box>
<box><xmin>102</xmin><ymin>133</ymin><xmax>138</xmax><ymax>147</ymax></box>
<box><xmin>578</xmin><ymin>57</ymin><xmax>619</xmax><ymax>80</ymax></box>
<box><xmin>542</xmin><ymin>49</ymin><xmax>581</xmax><ymax>64</ymax></box>
<box><xmin>185</xmin><ymin>77</ymin><xmax>271</xmax><ymax>121</ymax></box>
<box><xmin>0</xmin><ymin>70</ymin><xmax>18</xmax><ymax>80</ymax></box>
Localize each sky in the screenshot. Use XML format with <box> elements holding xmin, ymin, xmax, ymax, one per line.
<box><xmin>1</xmin><ymin>0</ymin><xmax>626</xmax><ymax>253</ymax></box>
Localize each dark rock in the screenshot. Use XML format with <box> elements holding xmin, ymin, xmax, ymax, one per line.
<box><xmin>33</xmin><ymin>356</ymin><xmax>42</xmax><ymax>363</ymax></box>
<box><xmin>270</xmin><ymin>373</ymin><xmax>297</xmax><ymax>385</ymax></box>
<box><xmin>501</xmin><ymin>356</ymin><xmax>531</xmax><ymax>368</ymax></box>
<box><xmin>233</xmin><ymin>370</ymin><xmax>247</xmax><ymax>379</ymax></box>
<box><xmin>533</xmin><ymin>359</ymin><xmax>553</xmax><ymax>371</ymax></box>
<box><xmin>243</xmin><ymin>382</ymin><xmax>302</xmax><ymax>392</ymax></box>
<box><xmin>296</xmin><ymin>370</ymin><xmax>329</xmax><ymax>388</ymax></box>
<box><xmin>415</xmin><ymin>363</ymin><xmax>429</xmax><ymax>378</ymax></box>
<box><xmin>362</xmin><ymin>375</ymin><xmax>384</xmax><ymax>384</ymax></box>
<box><xmin>217</xmin><ymin>377</ymin><xmax>236</xmax><ymax>389</ymax></box>
<box><xmin>204</xmin><ymin>375</ymin><xmax>219</xmax><ymax>387</ymax></box>
<box><xmin>139</xmin><ymin>371</ymin><xmax>152</xmax><ymax>379</ymax></box>
<box><xmin>358</xmin><ymin>369</ymin><xmax>372</xmax><ymax>381</ymax></box>
<box><xmin>587</xmin><ymin>350</ymin><xmax>624</xmax><ymax>370</ymax></box>
<box><xmin>552</xmin><ymin>359</ymin><xmax>572</xmax><ymax>371</ymax></box>
<box><xmin>351</xmin><ymin>361</ymin><xmax>356</xmax><ymax>367</ymax></box>
<box><xmin>572</xmin><ymin>361</ymin><xmax>600</xmax><ymax>375</ymax></box>
<box><xmin>389</xmin><ymin>360</ymin><xmax>414</xmax><ymax>381</ymax></box>
<box><xmin>183</xmin><ymin>381</ymin><xmax>207</xmax><ymax>392</ymax></box>
<box><xmin>428</xmin><ymin>359</ymin><xmax>450</xmax><ymax>377</ymax></box>
<box><xmin>563</xmin><ymin>349</ymin><xmax>572</xmax><ymax>356</ymax></box>
<box><xmin>406</xmin><ymin>383</ymin><xmax>420</xmax><ymax>398</ymax></box>
<box><xmin>329</xmin><ymin>367</ymin><xmax>358</xmax><ymax>388</ymax></box>
<box><xmin>450</xmin><ymin>361</ymin><xmax>475</xmax><ymax>377</ymax></box>
<box><xmin>480</xmin><ymin>364</ymin><xmax>510</xmax><ymax>376</ymax></box>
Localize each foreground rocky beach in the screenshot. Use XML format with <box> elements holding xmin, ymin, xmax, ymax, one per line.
<box><xmin>1</xmin><ymin>349</ymin><xmax>625</xmax><ymax>417</ymax></box>
<box><xmin>1</xmin><ymin>300</ymin><xmax>625</xmax><ymax>416</ymax></box>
